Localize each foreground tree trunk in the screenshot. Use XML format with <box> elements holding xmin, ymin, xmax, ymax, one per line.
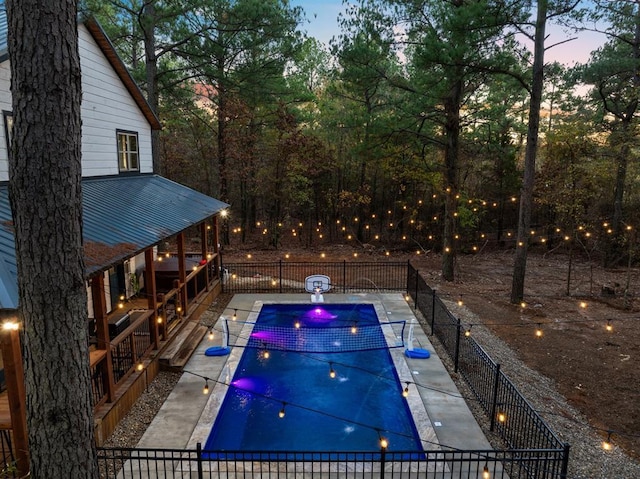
<box><xmin>511</xmin><ymin>0</ymin><xmax>547</xmax><ymax>303</ymax></box>
<box><xmin>6</xmin><ymin>1</ymin><xmax>98</xmax><ymax>477</ymax></box>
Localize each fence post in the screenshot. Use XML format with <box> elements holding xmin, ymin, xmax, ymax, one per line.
<box><xmin>414</xmin><ymin>268</ymin><xmax>419</xmax><ymax>309</ymax></box>
<box><xmin>560</xmin><ymin>443</ymin><xmax>571</xmax><ymax>479</ymax></box>
<box><xmin>279</xmin><ymin>260</ymin><xmax>283</xmax><ymax>293</ymax></box>
<box><xmin>343</xmin><ymin>260</ymin><xmax>347</xmax><ymax>293</ymax></box>
<box><xmin>454</xmin><ymin>317</ymin><xmax>461</xmax><ymax>372</ymax></box>
<box><xmin>489</xmin><ymin>363</ymin><xmax>502</xmax><ymax>431</ymax></box>
<box><xmin>220</xmin><ymin>256</ymin><xmax>225</xmax><ymax>293</ymax></box>
<box><xmin>430</xmin><ymin>289</ymin><xmax>436</xmax><ymax>336</ymax></box>
<box><xmin>197</xmin><ymin>442</ymin><xmax>204</xmax><ymax>479</ymax></box>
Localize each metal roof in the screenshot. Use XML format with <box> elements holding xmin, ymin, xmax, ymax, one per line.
<box><xmin>0</xmin><ymin>175</ymin><xmax>229</xmax><ymax>308</ymax></box>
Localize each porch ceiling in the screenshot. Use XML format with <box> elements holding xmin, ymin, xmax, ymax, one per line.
<box><xmin>0</xmin><ymin>174</ymin><xmax>228</xmax><ymax>308</ymax></box>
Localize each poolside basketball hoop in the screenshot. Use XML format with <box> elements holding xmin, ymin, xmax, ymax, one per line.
<box><xmin>305</xmin><ymin>274</ymin><xmax>331</xmax><ymax>303</ymax></box>
<box><xmin>405</xmin><ymin>318</ymin><xmax>430</xmax><ymax>359</ymax></box>
<box><xmin>205</xmin><ymin>316</ymin><xmax>231</xmax><ymax>356</ymax></box>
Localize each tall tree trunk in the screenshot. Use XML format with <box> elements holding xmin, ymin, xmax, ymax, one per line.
<box><xmin>6</xmin><ymin>1</ymin><xmax>98</xmax><ymax>477</ymax></box>
<box><xmin>142</xmin><ymin>2</ymin><xmax>161</xmax><ymax>174</ymax></box>
<box><xmin>511</xmin><ymin>0</ymin><xmax>547</xmax><ymax>303</ymax></box>
<box><xmin>442</xmin><ymin>76</ymin><xmax>463</xmax><ymax>281</ymax></box>
<box><xmin>216</xmin><ymin>50</ymin><xmax>230</xmax><ymax>244</ymax></box>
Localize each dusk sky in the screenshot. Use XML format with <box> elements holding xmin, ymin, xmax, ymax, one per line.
<box><xmin>290</xmin><ymin>0</ymin><xmax>606</xmax><ymax>66</ymax></box>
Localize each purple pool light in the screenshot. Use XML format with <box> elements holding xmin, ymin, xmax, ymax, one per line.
<box><xmin>301</xmin><ymin>306</ymin><xmax>338</xmax><ymax>324</ymax></box>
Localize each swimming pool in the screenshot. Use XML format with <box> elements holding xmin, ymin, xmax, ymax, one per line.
<box><xmin>203</xmin><ymin>303</ymin><xmax>424</xmax><ymax>456</ymax></box>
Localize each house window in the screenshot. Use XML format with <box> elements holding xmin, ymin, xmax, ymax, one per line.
<box><xmin>3</xmin><ymin>111</ymin><xmax>13</xmax><ymax>155</ymax></box>
<box><xmin>117</xmin><ymin>130</ymin><xmax>139</xmax><ymax>172</ymax></box>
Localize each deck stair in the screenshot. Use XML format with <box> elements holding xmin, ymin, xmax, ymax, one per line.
<box><xmin>158</xmin><ymin>321</ymin><xmax>207</xmax><ymax>368</ymax></box>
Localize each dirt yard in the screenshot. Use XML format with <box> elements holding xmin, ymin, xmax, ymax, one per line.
<box><xmin>221</xmin><ymin>244</ymin><xmax>640</xmax><ymax>461</ymax></box>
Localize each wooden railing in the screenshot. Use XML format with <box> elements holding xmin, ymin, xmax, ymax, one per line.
<box><xmin>89</xmin><ymin>256</ymin><xmax>218</xmax><ymax>408</ymax></box>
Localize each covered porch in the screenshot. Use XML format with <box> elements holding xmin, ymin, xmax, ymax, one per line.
<box><xmin>0</xmin><ymin>175</ymin><xmax>229</xmax><ymax>475</ymax></box>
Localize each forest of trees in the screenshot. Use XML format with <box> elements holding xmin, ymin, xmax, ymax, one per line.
<box><xmin>82</xmin><ymin>0</ymin><xmax>640</xmax><ymax>282</ymax></box>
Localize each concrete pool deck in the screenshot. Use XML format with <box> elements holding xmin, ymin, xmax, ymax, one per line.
<box><xmin>136</xmin><ymin>293</ymin><xmax>492</xmax><ymax>453</ymax></box>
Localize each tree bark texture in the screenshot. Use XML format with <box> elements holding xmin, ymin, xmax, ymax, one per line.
<box><xmin>511</xmin><ymin>0</ymin><xmax>547</xmax><ymax>303</ymax></box>
<box><xmin>6</xmin><ymin>1</ymin><xmax>98</xmax><ymax>477</ymax></box>
<box><xmin>142</xmin><ymin>2</ymin><xmax>161</xmax><ymax>175</ymax></box>
<box><xmin>441</xmin><ymin>76</ymin><xmax>463</xmax><ymax>281</ymax></box>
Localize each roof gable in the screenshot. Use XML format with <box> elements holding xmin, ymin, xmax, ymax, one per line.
<box><xmin>0</xmin><ymin>4</ymin><xmax>161</xmax><ymax>130</ymax></box>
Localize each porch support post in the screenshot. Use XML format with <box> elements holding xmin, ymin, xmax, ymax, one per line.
<box><xmin>212</xmin><ymin>215</ymin><xmax>221</xmax><ymax>278</ymax></box>
<box><xmin>177</xmin><ymin>232</ymin><xmax>187</xmax><ymax>314</ymax></box>
<box><xmin>91</xmin><ymin>275</ymin><xmax>116</xmax><ymax>402</ymax></box>
<box><xmin>144</xmin><ymin>248</ymin><xmax>159</xmax><ymax>349</ymax></box>
<box><xmin>0</xmin><ymin>311</ymin><xmax>29</xmax><ymax>478</ymax></box>
<box><xmin>200</xmin><ymin>222</ymin><xmax>210</xmax><ymax>289</ymax></box>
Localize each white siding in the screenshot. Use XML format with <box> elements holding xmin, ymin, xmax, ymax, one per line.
<box><xmin>78</xmin><ymin>24</ymin><xmax>153</xmax><ymax>176</ymax></box>
<box><xmin>0</xmin><ymin>61</ymin><xmax>12</xmax><ymax>181</ymax></box>
<box><xmin>0</xmin><ymin>24</ymin><xmax>153</xmax><ymax>181</ymax></box>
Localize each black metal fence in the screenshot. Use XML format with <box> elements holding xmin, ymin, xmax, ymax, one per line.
<box><xmin>407</xmin><ymin>265</ymin><xmax>570</xmax><ymax>468</ymax></box>
<box><xmin>220</xmin><ymin>260</ymin><xmax>409</xmax><ymax>293</ymax></box>
<box><xmin>90</xmin><ymin>261</ymin><xmax>570</xmax><ymax>479</ymax></box>
<box><xmin>97</xmin><ymin>444</ymin><xmax>569</xmax><ymax>478</ymax></box>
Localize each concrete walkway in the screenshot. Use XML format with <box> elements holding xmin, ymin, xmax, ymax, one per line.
<box><xmin>136</xmin><ymin>293</ymin><xmax>491</xmax><ymax>454</ymax></box>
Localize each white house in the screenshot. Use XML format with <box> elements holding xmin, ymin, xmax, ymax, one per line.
<box><xmin>0</xmin><ymin>10</ymin><xmax>228</xmax><ymax>467</ymax></box>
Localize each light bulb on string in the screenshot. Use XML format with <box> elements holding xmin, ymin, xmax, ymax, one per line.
<box><xmin>208</xmin><ymin>329</ymin><xmax>215</xmax><ymax>341</ymax></box>
<box><xmin>377</xmin><ymin>431</ymin><xmax>388</xmax><ymax>450</ymax></box>
<box><xmin>464</xmin><ymin>326</ymin><xmax>472</xmax><ymax>338</ymax></box>
<box><xmin>535</xmin><ymin>324</ymin><xmax>543</xmax><ymax>338</ymax></box>
<box><xmin>497</xmin><ymin>410</ymin><xmax>506</xmax><ymax>423</ymax></box>
<box><xmin>606</xmin><ymin>320</ymin><xmax>613</xmax><ymax>332</ymax></box>
<box><xmin>232</xmin><ymin>309</ymin><xmax>238</xmax><ymax>321</ymax></box>
<box><xmin>294</xmin><ymin>320</ymin><xmax>301</xmax><ymax>329</ymax></box>
<box><xmin>483</xmin><ymin>464</ymin><xmax>490</xmax><ymax>479</ymax></box>
<box><xmin>279</xmin><ymin>403</ymin><xmax>286</xmax><ymax>419</ymax></box>
<box><xmin>203</xmin><ymin>380</ymin><xmax>209</xmax><ymax>395</ymax></box>
<box><xmin>351</xmin><ymin>322</ymin><xmax>358</xmax><ymax>334</ymax></box>
<box><xmin>457</xmin><ymin>296</ymin><xmax>463</xmax><ymax>307</ymax></box>
<box><xmin>329</xmin><ymin>362</ymin><xmax>336</xmax><ymax>379</ymax></box>
<box><xmin>136</xmin><ymin>362</ymin><xmax>144</xmax><ymax>372</ymax></box>
<box><xmin>402</xmin><ymin>382</ymin><xmax>410</xmax><ymax>398</ymax></box>
<box><xmin>603</xmin><ymin>431</ymin><xmax>613</xmax><ymax>451</ymax></box>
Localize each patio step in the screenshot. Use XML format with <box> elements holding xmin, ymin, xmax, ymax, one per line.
<box><xmin>159</xmin><ymin>321</ymin><xmax>207</xmax><ymax>368</ymax></box>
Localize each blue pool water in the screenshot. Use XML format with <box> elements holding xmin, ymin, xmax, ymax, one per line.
<box><xmin>204</xmin><ymin>303</ymin><xmax>423</xmax><ymax>455</ymax></box>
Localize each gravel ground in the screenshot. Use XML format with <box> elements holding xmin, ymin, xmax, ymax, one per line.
<box><xmin>102</xmin><ymin>294</ymin><xmax>640</xmax><ymax>478</ymax></box>
<box><xmin>438</xmin><ymin>300</ymin><xmax>640</xmax><ymax>479</ymax></box>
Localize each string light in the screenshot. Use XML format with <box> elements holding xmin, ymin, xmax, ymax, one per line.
<box><xmin>294</xmin><ymin>320</ymin><xmax>301</xmax><ymax>329</ymax></box>
<box><xmin>378</xmin><ymin>431</ymin><xmax>388</xmax><ymax>450</ymax></box>
<box><xmin>279</xmin><ymin>402</ymin><xmax>286</xmax><ymax>418</ymax></box>
<box><xmin>136</xmin><ymin>362</ymin><xmax>144</xmax><ymax>372</ymax></box>
<box><xmin>203</xmin><ymin>379</ymin><xmax>209</xmax><ymax>395</ymax></box>
<box><xmin>497</xmin><ymin>410</ymin><xmax>506</xmax><ymax>423</ymax></box>
<box><xmin>606</xmin><ymin>320</ymin><xmax>613</xmax><ymax>332</ymax></box>
<box><xmin>464</xmin><ymin>327</ymin><xmax>472</xmax><ymax>337</ymax></box>
<box><xmin>603</xmin><ymin>431</ymin><xmax>613</xmax><ymax>451</ymax></box>
<box><xmin>351</xmin><ymin>323</ymin><xmax>358</xmax><ymax>334</ymax></box>
<box><xmin>232</xmin><ymin>309</ymin><xmax>238</xmax><ymax>321</ymax></box>
<box><xmin>402</xmin><ymin>382</ymin><xmax>410</xmax><ymax>398</ymax></box>
<box><xmin>535</xmin><ymin>324</ymin><xmax>543</xmax><ymax>338</ymax></box>
<box><xmin>483</xmin><ymin>463</ymin><xmax>490</xmax><ymax>479</ymax></box>
<box><xmin>208</xmin><ymin>329</ymin><xmax>215</xmax><ymax>341</ymax></box>
<box><xmin>329</xmin><ymin>362</ymin><xmax>336</xmax><ymax>379</ymax></box>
